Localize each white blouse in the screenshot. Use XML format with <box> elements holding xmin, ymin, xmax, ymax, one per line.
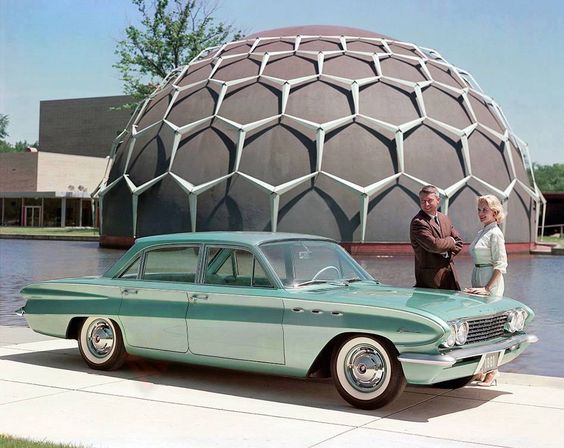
<box><xmin>469</xmin><ymin>222</ymin><xmax>508</xmax><ymax>296</ymax></box>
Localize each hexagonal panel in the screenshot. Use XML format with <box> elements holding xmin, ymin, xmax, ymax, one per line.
<box><xmin>299</xmin><ymin>38</ymin><xmax>342</xmax><ymax>52</ymax></box>
<box><xmin>177</xmin><ymin>60</ymin><xmax>213</xmax><ymax>88</ymax></box>
<box><xmin>166</xmin><ymin>83</ymin><xmax>220</xmax><ymax>127</ymax></box>
<box><xmin>255</xmin><ymin>38</ymin><xmax>294</xmax><ymax>53</ymax></box>
<box><xmin>277</xmin><ymin>175</ymin><xmax>356</xmax><ymax>241</ymax></box>
<box><xmin>136</xmin><ymin>86</ymin><xmax>174</xmax><ymax>130</ymax></box>
<box><xmin>506</xmin><ymin>184</ymin><xmax>534</xmax><ymax>242</ymax></box>
<box><xmin>508</xmin><ymin>141</ymin><xmax>531</xmax><ymax>185</ymax></box>
<box><xmin>220</xmin><ymin>41</ymin><xmax>253</xmax><ymax>57</ymax></box>
<box><xmin>107</xmin><ymin>134</ymin><xmax>132</xmax><ymax>183</ymax></box>
<box><xmin>387</xmin><ymin>43</ymin><xmax>422</xmax><ymax>58</ymax></box>
<box><xmin>286</xmin><ymin>80</ymin><xmax>353</xmax><ymax>123</ymax></box>
<box><xmin>446</xmin><ymin>183</ymin><xmax>483</xmax><ymax>241</ymax></box>
<box><xmin>346</xmin><ymin>39</ymin><xmax>387</xmax><ymax>53</ymax></box>
<box><xmin>212</xmin><ymin>56</ymin><xmax>261</xmax><ymax>82</ymax></box>
<box><xmin>364</xmin><ymin>183</ymin><xmax>417</xmax><ymax>242</ymax></box>
<box><xmin>322</xmin><ymin>122</ymin><xmax>396</xmax><ymax>185</ymax></box>
<box><xmin>468</xmin><ymin>130</ymin><xmax>511</xmax><ymax>189</ymax></box>
<box><xmin>137</xmin><ymin>175</ymin><xmax>191</xmax><ymax>235</ymax></box>
<box><xmin>423</xmin><ymin>85</ymin><xmax>472</xmax><ymax>129</ymax></box>
<box><xmin>380</xmin><ymin>56</ymin><xmax>427</xmax><ymax>83</ymax></box>
<box><xmin>404</xmin><ymin>123</ymin><xmax>465</xmax><ymax>185</ymax></box>
<box><xmin>127</xmin><ymin>123</ymin><xmax>176</xmax><ymax>186</ymax></box>
<box><xmin>172</xmin><ymin>122</ymin><xmax>237</xmax><ymax>185</ymax></box>
<box><xmin>218</xmin><ymin>80</ymin><xmax>281</xmax><ymax>124</ymax></box>
<box><xmin>239</xmin><ymin>121</ymin><xmax>315</xmax><ymax>185</ymax></box>
<box><xmin>195</xmin><ymin>176</ymin><xmax>270</xmax><ymax>231</ymax></box>
<box><xmin>360</xmin><ymin>81</ymin><xmax>420</xmax><ymax>125</ymax></box>
<box><xmin>468</xmin><ymin>92</ymin><xmax>505</xmax><ymax>133</ymax></box>
<box><xmin>323</xmin><ymin>54</ymin><xmax>376</xmax><ymax>79</ymax></box>
<box><xmin>426</xmin><ymin>61</ymin><xmax>465</xmax><ymax>89</ymax></box>
<box><xmin>263</xmin><ymin>54</ymin><xmax>317</xmax><ymax>79</ymax></box>
<box><xmin>102</xmin><ymin>178</ymin><xmax>133</xmax><ymax>237</ymax></box>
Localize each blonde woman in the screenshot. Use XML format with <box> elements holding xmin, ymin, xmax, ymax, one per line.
<box><xmin>465</xmin><ymin>195</ymin><xmax>507</xmax><ymax>386</ymax></box>
<box><xmin>465</xmin><ymin>195</ymin><xmax>508</xmax><ymax>297</ymax></box>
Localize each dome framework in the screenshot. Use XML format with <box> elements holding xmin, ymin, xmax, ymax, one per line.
<box><xmin>97</xmin><ymin>26</ymin><xmax>544</xmax><ymax>247</ymax></box>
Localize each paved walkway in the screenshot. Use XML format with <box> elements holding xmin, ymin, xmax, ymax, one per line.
<box><xmin>1</xmin><ymin>325</ymin><xmax>563</xmax><ymax>448</ymax></box>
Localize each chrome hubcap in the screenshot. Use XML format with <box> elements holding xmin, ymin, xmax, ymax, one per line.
<box><xmin>87</xmin><ymin>319</ymin><xmax>114</xmax><ymax>358</ymax></box>
<box><xmin>345</xmin><ymin>345</ymin><xmax>385</xmax><ymax>392</ymax></box>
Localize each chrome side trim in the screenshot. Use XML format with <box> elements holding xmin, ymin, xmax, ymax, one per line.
<box><xmin>398</xmin><ymin>334</ymin><xmax>538</xmax><ymax>367</ymax></box>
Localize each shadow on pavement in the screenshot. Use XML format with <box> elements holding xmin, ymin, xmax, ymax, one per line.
<box><xmin>2</xmin><ymin>346</ymin><xmax>511</xmax><ymax>421</ymax></box>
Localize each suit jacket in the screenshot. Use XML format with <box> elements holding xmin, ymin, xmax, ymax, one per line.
<box><xmin>410</xmin><ymin>210</ymin><xmax>464</xmax><ymax>290</ymax></box>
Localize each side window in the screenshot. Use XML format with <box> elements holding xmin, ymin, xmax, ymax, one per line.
<box><xmin>142</xmin><ymin>246</ymin><xmax>199</xmax><ymax>283</ymax></box>
<box><xmin>119</xmin><ymin>256</ymin><xmax>141</xmax><ymax>279</ymax></box>
<box><xmin>205</xmin><ymin>247</ymin><xmax>273</xmax><ymax>288</ymax></box>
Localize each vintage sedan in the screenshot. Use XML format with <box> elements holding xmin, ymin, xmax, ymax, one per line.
<box><xmin>19</xmin><ymin>232</ymin><xmax>537</xmax><ymax>409</ymax></box>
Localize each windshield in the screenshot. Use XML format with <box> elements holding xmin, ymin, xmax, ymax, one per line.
<box><xmin>259</xmin><ymin>240</ymin><xmax>374</xmax><ymax>288</ymax></box>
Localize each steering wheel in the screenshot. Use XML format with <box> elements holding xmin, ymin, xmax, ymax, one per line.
<box><xmin>312</xmin><ymin>265</ymin><xmax>340</xmax><ymax>281</ymax></box>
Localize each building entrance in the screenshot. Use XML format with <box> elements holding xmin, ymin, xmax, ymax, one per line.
<box><xmin>24</xmin><ymin>206</ymin><xmax>42</xmax><ymax>227</ymax></box>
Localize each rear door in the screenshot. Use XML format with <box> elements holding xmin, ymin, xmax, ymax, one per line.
<box><xmin>117</xmin><ymin>245</ymin><xmax>200</xmax><ymax>352</ymax></box>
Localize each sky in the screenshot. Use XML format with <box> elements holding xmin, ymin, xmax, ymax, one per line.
<box><xmin>1</xmin><ymin>0</ymin><xmax>563</xmax><ymax>164</ymax></box>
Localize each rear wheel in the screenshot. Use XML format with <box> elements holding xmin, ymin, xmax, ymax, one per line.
<box><xmin>78</xmin><ymin>317</ymin><xmax>126</xmax><ymax>370</ymax></box>
<box><xmin>331</xmin><ymin>335</ymin><xmax>406</xmax><ymax>409</ymax></box>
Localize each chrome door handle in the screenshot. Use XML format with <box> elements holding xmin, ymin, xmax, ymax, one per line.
<box><xmin>122</xmin><ymin>288</ymin><xmax>138</xmax><ymax>295</ymax></box>
<box><xmin>191</xmin><ymin>294</ymin><xmax>208</xmax><ymax>300</ymax></box>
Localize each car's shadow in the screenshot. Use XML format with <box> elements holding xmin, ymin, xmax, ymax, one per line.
<box><xmin>1</xmin><ymin>347</ymin><xmax>512</xmax><ymax>421</ymax></box>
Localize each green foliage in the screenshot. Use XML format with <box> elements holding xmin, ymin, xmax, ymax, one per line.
<box><xmin>533</xmin><ymin>163</ymin><xmax>564</xmax><ymax>192</ymax></box>
<box><xmin>0</xmin><ymin>140</ymin><xmax>39</xmax><ymax>153</ymax></box>
<box><xmin>114</xmin><ymin>0</ymin><xmax>242</xmax><ymax>106</ymax></box>
<box><xmin>0</xmin><ymin>113</ymin><xmax>8</xmax><ymax>139</ymax></box>
<box><xmin>0</xmin><ymin>434</ymin><xmax>86</xmax><ymax>447</ymax></box>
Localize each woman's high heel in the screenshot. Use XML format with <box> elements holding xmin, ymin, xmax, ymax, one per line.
<box><xmin>476</xmin><ymin>369</ymin><xmax>499</xmax><ymax>386</ymax></box>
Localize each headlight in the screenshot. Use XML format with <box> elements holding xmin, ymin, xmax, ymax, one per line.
<box><xmin>442</xmin><ymin>320</ymin><xmax>468</xmax><ymax>347</ymax></box>
<box><xmin>442</xmin><ymin>323</ymin><xmax>456</xmax><ymax>348</ymax></box>
<box><xmin>515</xmin><ymin>309</ymin><xmax>527</xmax><ymax>331</ymax></box>
<box><xmin>505</xmin><ymin>309</ymin><xmax>528</xmax><ymax>333</ymax></box>
<box><xmin>454</xmin><ymin>320</ymin><xmax>469</xmax><ymax>345</ymax></box>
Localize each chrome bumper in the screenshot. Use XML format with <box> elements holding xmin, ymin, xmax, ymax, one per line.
<box><xmin>398</xmin><ymin>333</ymin><xmax>538</xmax><ymax>367</ymax></box>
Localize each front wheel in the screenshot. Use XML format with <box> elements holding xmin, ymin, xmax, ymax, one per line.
<box><xmin>331</xmin><ymin>335</ymin><xmax>406</xmax><ymax>409</ymax></box>
<box><xmin>78</xmin><ymin>317</ymin><xmax>126</xmax><ymax>370</ymax></box>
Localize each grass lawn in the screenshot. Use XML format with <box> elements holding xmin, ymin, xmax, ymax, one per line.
<box><xmin>0</xmin><ymin>434</ymin><xmax>87</xmax><ymax>448</ymax></box>
<box><xmin>0</xmin><ymin>227</ymin><xmax>99</xmax><ymax>237</ymax></box>
<box><xmin>538</xmin><ymin>235</ymin><xmax>564</xmax><ymax>245</ymax></box>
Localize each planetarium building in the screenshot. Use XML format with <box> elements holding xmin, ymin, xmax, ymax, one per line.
<box><xmin>98</xmin><ymin>25</ymin><xmax>542</xmax><ymax>250</ymax></box>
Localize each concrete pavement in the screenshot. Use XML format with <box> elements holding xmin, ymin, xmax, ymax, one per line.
<box><xmin>1</xmin><ymin>325</ymin><xmax>563</xmax><ymax>448</ymax></box>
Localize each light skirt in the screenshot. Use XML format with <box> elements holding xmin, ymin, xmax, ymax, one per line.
<box><xmin>471</xmin><ymin>266</ymin><xmax>504</xmax><ymax>297</ymax></box>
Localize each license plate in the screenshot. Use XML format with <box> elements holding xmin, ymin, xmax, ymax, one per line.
<box><xmin>479</xmin><ymin>352</ymin><xmax>500</xmax><ymax>373</ymax></box>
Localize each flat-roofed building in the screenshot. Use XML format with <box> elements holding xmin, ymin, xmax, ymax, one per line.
<box><xmin>0</xmin><ymin>151</ymin><xmax>108</xmax><ymax>227</ymax></box>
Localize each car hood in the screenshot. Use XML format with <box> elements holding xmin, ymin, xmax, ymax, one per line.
<box><xmin>286</xmin><ymin>281</ymin><xmax>530</xmax><ymax>322</ymax></box>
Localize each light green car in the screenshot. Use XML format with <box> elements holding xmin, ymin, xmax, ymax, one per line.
<box><xmin>19</xmin><ymin>232</ymin><xmax>537</xmax><ymax>409</ymax></box>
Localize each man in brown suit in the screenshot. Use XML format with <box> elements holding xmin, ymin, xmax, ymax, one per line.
<box><xmin>410</xmin><ymin>185</ymin><xmax>464</xmax><ymax>290</ymax></box>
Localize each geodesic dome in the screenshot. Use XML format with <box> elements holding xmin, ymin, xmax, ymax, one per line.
<box><xmin>98</xmin><ymin>25</ymin><xmax>542</xmax><ymax>247</ymax></box>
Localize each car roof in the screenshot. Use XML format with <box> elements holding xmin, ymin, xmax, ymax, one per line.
<box><xmin>135</xmin><ymin>231</ymin><xmax>334</xmax><ymax>247</ymax></box>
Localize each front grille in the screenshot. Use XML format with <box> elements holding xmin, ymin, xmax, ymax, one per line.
<box><xmin>466</xmin><ymin>313</ymin><xmax>508</xmax><ymax>344</ymax></box>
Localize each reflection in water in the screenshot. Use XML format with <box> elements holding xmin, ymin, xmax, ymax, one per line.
<box><xmin>1</xmin><ymin>240</ymin><xmax>562</xmax><ymax>377</ymax></box>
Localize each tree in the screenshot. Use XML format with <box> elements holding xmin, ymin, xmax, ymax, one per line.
<box><xmin>533</xmin><ymin>163</ymin><xmax>564</xmax><ymax>192</ymax></box>
<box><xmin>0</xmin><ymin>114</ymin><xmax>9</xmax><ymax>140</ymax></box>
<box><xmin>114</xmin><ymin>0</ymin><xmax>241</xmax><ymax>104</ymax></box>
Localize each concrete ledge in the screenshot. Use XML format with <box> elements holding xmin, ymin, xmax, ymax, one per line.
<box><xmin>0</xmin><ymin>234</ymin><xmax>99</xmax><ymax>242</ymax></box>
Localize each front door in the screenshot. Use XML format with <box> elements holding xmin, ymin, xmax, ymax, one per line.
<box><xmin>24</xmin><ymin>206</ymin><xmax>41</xmax><ymax>227</ymax></box>
<box><xmin>186</xmin><ymin>246</ymin><xmax>285</xmax><ymax>364</ymax></box>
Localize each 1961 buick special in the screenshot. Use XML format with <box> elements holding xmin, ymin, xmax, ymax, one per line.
<box><xmin>19</xmin><ymin>232</ymin><xmax>537</xmax><ymax>409</ymax></box>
